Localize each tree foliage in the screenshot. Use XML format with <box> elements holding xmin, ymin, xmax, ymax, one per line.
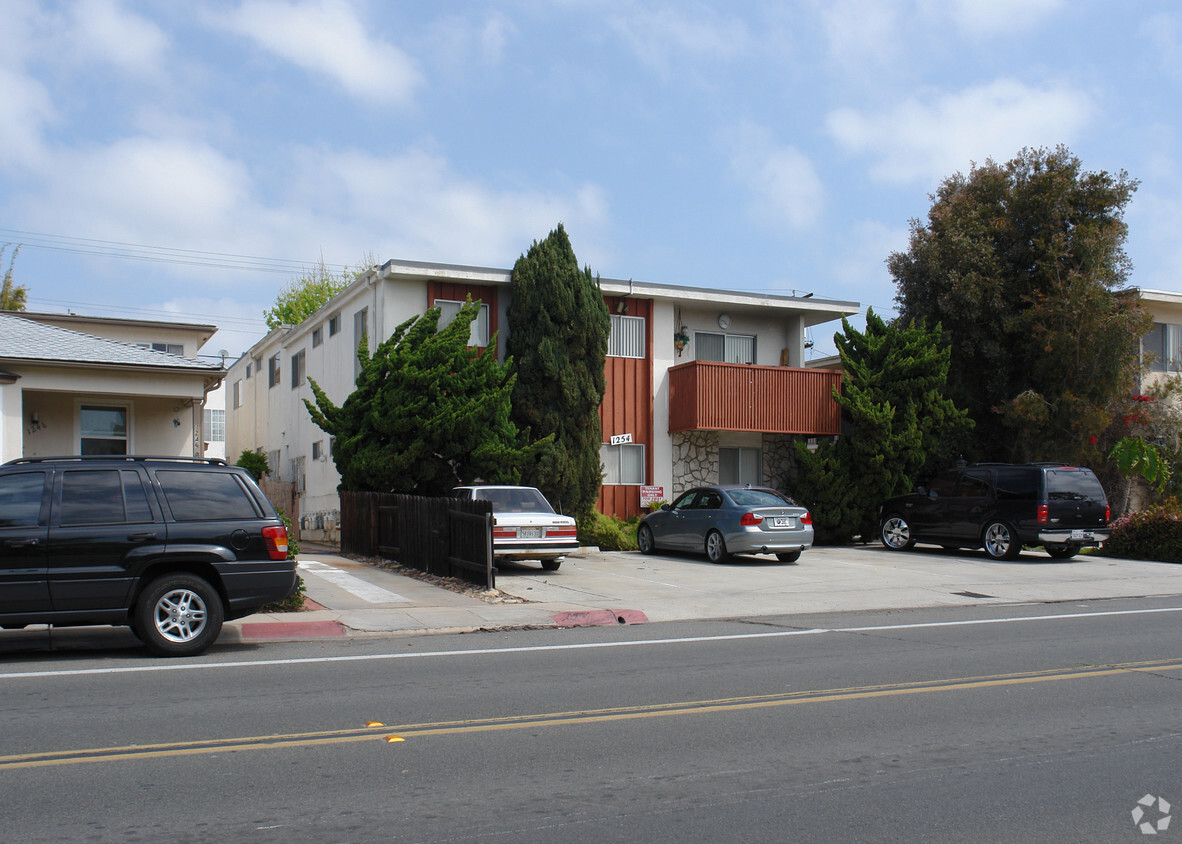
<box><xmin>304</xmin><ymin>299</ymin><xmax>549</xmax><ymax>495</ymax></box>
<box><xmin>1</xmin><ymin>243</ymin><xmax>28</xmax><ymax>311</ymax></box>
<box><xmin>888</xmin><ymin>146</ymin><xmax>1148</xmax><ymax>463</ymax></box>
<box><xmin>793</xmin><ymin>310</ymin><xmax>972</xmax><ymax>544</ymax></box>
<box><xmin>235</xmin><ymin>450</ymin><xmax>270</xmax><ymax>482</ymax></box>
<box><xmin>506</xmin><ymin>224</ymin><xmax>610</xmax><ymax>517</ymax></box>
<box><xmin>264</xmin><ymin>255</ymin><xmax>373</xmax><ymax>330</ymax></box>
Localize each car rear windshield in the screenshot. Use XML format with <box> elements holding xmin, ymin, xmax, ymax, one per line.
<box><xmin>476</xmin><ymin>488</ymin><xmax>555</xmax><ymax>514</ymax></box>
<box><xmin>1045</xmin><ymin>469</ymin><xmax>1107</xmax><ymax>502</ymax></box>
<box><xmin>727</xmin><ymin>489</ymin><xmax>794</xmax><ymax>507</ymax></box>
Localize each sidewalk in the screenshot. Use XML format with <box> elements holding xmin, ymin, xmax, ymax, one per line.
<box><xmin>222</xmin><ymin>543</ymin><xmax>1182</xmax><ymax>644</ymax></box>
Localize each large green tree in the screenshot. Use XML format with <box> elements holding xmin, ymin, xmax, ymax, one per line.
<box><xmin>265</xmin><ymin>255</ymin><xmax>373</xmax><ymax>329</ymax></box>
<box><xmin>304</xmin><ymin>300</ymin><xmax>548</xmax><ymax>495</ymax></box>
<box><xmin>888</xmin><ymin>146</ymin><xmax>1148</xmax><ymax>463</ymax></box>
<box><xmin>793</xmin><ymin>310</ymin><xmax>971</xmax><ymax>544</ymax></box>
<box><xmin>1</xmin><ymin>243</ymin><xmax>27</xmax><ymax>311</ymax></box>
<box><xmin>506</xmin><ymin>224</ymin><xmax>610</xmax><ymax>516</ymax></box>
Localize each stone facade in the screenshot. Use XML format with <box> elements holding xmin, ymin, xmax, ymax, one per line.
<box><xmin>672</xmin><ymin>430</ymin><xmax>718</xmax><ymax>493</ymax></box>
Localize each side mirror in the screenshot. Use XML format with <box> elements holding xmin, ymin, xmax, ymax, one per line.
<box><xmin>661</xmin><ymin>503</ymin><xmax>671</xmax><ymax>511</ymax></box>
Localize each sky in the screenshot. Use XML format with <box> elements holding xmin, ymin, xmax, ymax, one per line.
<box><xmin>2</xmin><ymin>0</ymin><xmax>1180</xmax><ymax>361</ymax></box>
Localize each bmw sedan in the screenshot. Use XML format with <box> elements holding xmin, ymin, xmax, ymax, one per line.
<box><xmin>452</xmin><ymin>485</ymin><xmax>578</xmax><ymax>571</ymax></box>
<box><xmin>637</xmin><ymin>485</ymin><xmax>813</xmax><ymax>563</ymax></box>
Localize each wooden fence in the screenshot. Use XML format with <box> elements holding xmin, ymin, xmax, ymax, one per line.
<box><xmin>339</xmin><ymin>491</ymin><xmax>495</xmax><ymax>589</ymax></box>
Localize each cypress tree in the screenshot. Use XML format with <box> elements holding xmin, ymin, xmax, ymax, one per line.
<box><xmin>506</xmin><ymin>224</ymin><xmax>611</xmax><ymax>516</ymax></box>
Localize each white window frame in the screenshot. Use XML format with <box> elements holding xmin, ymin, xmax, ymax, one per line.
<box><xmin>719</xmin><ymin>446</ymin><xmax>762</xmax><ymax>486</ymax></box>
<box><xmin>695</xmin><ymin>331</ymin><xmax>755</xmax><ymax>364</ymax></box>
<box><xmin>608</xmin><ymin>314</ymin><xmax>646</xmax><ymax>358</ymax></box>
<box><xmin>77</xmin><ymin>401</ymin><xmax>132</xmax><ymax>455</ymax></box>
<box><xmin>435</xmin><ymin>299</ymin><xmax>490</xmax><ymax>347</ymax></box>
<box><xmin>203</xmin><ymin>408</ymin><xmax>226</xmax><ymax>443</ymax></box>
<box><xmin>291</xmin><ymin>349</ymin><xmax>306</xmax><ymax>389</ymax></box>
<box><xmin>268</xmin><ymin>354</ymin><xmax>280</xmax><ymax>388</ymax></box>
<box><xmin>600</xmin><ymin>442</ymin><xmax>645</xmax><ymax>485</ymax></box>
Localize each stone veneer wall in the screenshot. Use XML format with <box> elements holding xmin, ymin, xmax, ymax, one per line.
<box><xmin>762</xmin><ymin>433</ymin><xmax>798</xmax><ymax>491</ymax></box>
<box><xmin>672</xmin><ymin>430</ymin><xmax>718</xmax><ymax>493</ymax></box>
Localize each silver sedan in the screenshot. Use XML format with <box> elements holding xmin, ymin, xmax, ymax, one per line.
<box><xmin>637</xmin><ymin>485</ymin><xmax>814</xmax><ymax>563</ymax></box>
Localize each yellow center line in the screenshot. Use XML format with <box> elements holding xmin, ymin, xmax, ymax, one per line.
<box><xmin>4</xmin><ymin>658</ymin><xmax>1179</xmax><ymax>771</ymax></box>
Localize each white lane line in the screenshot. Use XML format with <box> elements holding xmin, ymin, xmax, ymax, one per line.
<box><xmin>297</xmin><ymin>560</ymin><xmax>411</xmax><ymax>605</ymax></box>
<box><xmin>4</xmin><ymin>605</ymin><xmax>1182</xmax><ymax>680</ymax></box>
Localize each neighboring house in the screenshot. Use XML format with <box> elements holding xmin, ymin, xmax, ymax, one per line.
<box><xmin>1137</xmin><ymin>289</ymin><xmax>1182</xmax><ymax>391</ymax></box>
<box><xmin>226</xmin><ymin>259</ymin><xmax>859</xmax><ymax>540</ymax></box>
<box><xmin>0</xmin><ymin>312</ymin><xmax>225</xmax><ymax>463</ymax></box>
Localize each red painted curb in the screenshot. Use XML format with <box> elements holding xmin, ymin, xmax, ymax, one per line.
<box><xmin>550</xmin><ymin>609</ymin><xmax>649</xmax><ymax>627</ymax></box>
<box><xmin>239</xmin><ymin>620</ymin><xmax>347</xmax><ymax>640</ymax></box>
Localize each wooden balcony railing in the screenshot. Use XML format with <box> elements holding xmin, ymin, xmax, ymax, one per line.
<box><xmin>668</xmin><ymin>360</ymin><xmax>842</xmax><ymax>435</ymax></box>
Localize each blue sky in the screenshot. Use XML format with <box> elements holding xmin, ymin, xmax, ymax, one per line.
<box><xmin>2</xmin><ymin>0</ymin><xmax>1180</xmax><ymax>359</ymax></box>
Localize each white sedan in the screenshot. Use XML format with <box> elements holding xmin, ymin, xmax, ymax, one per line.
<box><xmin>451</xmin><ymin>485</ymin><xmax>578</xmax><ymax>571</ymax></box>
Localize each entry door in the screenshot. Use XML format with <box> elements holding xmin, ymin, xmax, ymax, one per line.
<box><xmin>0</xmin><ymin>470</ymin><xmax>51</xmax><ymax>614</ymax></box>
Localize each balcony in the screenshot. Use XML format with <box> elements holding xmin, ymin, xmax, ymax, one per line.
<box><xmin>668</xmin><ymin>360</ymin><xmax>842</xmax><ymax>435</ymax></box>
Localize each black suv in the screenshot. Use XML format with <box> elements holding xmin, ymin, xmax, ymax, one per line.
<box><xmin>0</xmin><ymin>456</ymin><xmax>296</xmax><ymax>656</ymax></box>
<box><xmin>878</xmin><ymin>463</ymin><xmax>1111</xmax><ymax>560</ymax></box>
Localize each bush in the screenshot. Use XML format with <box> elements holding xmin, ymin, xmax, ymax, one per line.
<box><xmin>262</xmin><ymin>508</ymin><xmax>305</xmax><ymax>611</ymax></box>
<box><xmin>578</xmin><ymin>511</ymin><xmax>639</xmax><ymax>551</ymax></box>
<box><xmin>1102</xmin><ymin>504</ymin><xmax>1182</xmax><ymax>563</ymax></box>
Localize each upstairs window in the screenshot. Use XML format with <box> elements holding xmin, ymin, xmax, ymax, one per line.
<box><xmin>268</xmin><ymin>354</ymin><xmax>280</xmax><ymax>388</ymax></box>
<box><xmin>291</xmin><ymin>349</ymin><xmax>306</xmax><ymax>389</ymax></box>
<box><xmin>608</xmin><ymin>314</ymin><xmax>645</xmax><ymax>358</ymax></box>
<box><xmin>204</xmin><ymin>408</ymin><xmax>226</xmax><ymax>442</ymax></box>
<box><xmin>435</xmin><ymin>299</ymin><xmax>490</xmax><ymax>347</ymax></box>
<box><xmin>137</xmin><ymin>342</ymin><xmax>184</xmax><ymax>356</ymax></box>
<box><xmin>695</xmin><ymin>331</ymin><xmax>755</xmax><ymax>364</ymax></box>
<box><xmin>329</xmin><ymin>313</ymin><xmax>342</xmax><ymax>336</ymax></box>
<box><xmin>600</xmin><ymin>443</ymin><xmax>645</xmax><ymax>485</ymax></box>
<box><xmin>1145</xmin><ymin>323</ymin><xmax>1182</xmax><ymax>372</ymax></box>
<box><xmin>312</xmin><ymin>326</ymin><xmax>323</xmax><ymax>348</ymax></box>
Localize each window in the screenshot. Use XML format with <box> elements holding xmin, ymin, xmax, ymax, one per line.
<box><xmin>329</xmin><ymin>313</ymin><xmax>341</xmax><ymax>336</ymax></box>
<box><xmin>600</xmin><ymin>443</ymin><xmax>645</xmax><ymax>485</ymax></box>
<box><xmin>312</xmin><ymin>440</ymin><xmax>324</xmax><ymax>461</ymax></box>
<box><xmin>137</xmin><ymin>342</ymin><xmax>184</xmax><ymax>356</ymax></box>
<box><xmin>1145</xmin><ymin>323</ymin><xmax>1182</xmax><ymax>372</ymax></box>
<box><xmin>312</xmin><ymin>326</ymin><xmax>323</xmax><ymax>347</ymax></box>
<box><xmin>80</xmin><ymin>405</ymin><xmax>128</xmax><ymax>455</ymax></box>
<box><xmin>232</xmin><ymin>380</ymin><xmax>242</xmax><ymax>409</ymax></box>
<box><xmin>291</xmin><ymin>349</ymin><xmax>305</xmax><ymax>389</ymax></box>
<box><xmin>956</xmin><ymin>472</ymin><xmax>990</xmax><ymax>497</ymax></box>
<box><xmin>245</xmin><ymin>362</ymin><xmax>252</xmax><ymax>379</ymax></box>
<box><xmin>156</xmin><ymin>470</ymin><xmax>261</xmax><ymax>521</ymax></box>
<box><xmin>268</xmin><ymin>354</ymin><xmax>280</xmax><ymax>388</ymax></box>
<box><xmin>719</xmin><ymin>446</ymin><xmax>761</xmax><ymax>486</ymax></box>
<box><xmin>0</xmin><ymin>472</ymin><xmax>46</xmax><ymax>527</ymax></box>
<box><xmin>695</xmin><ymin>331</ymin><xmax>755</xmax><ymax>364</ymax></box>
<box><xmin>354</xmin><ymin>307</ymin><xmax>369</xmax><ymax>380</ymax></box>
<box><xmin>435</xmin><ymin>299</ymin><xmax>490</xmax><ymax>347</ymax></box>
<box><xmin>204</xmin><ymin>408</ymin><xmax>226</xmax><ymax>442</ymax></box>
<box><xmin>59</xmin><ymin>469</ymin><xmax>153</xmax><ymax>525</ymax></box>
<box><xmin>608</xmin><ymin>314</ymin><xmax>645</xmax><ymax>358</ymax></box>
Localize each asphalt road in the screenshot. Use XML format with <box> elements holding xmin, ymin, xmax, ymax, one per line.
<box><xmin>2</xmin><ymin>597</ymin><xmax>1181</xmax><ymax>842</ymax></box>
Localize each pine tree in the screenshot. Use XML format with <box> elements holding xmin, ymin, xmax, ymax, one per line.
<box><xmin>506</xmin><ymin>224</ymin><xmax>610</xmax><ymax>516</ymax></box>
<box><xmin>793</xmin><ymin>310</ymin><xmax>971</xmax><ymax>543</ymax></box>
<box><xmin>304</xmin><ymin>299</ymin><xmax>549</xmax><ymax>494</ymax></box>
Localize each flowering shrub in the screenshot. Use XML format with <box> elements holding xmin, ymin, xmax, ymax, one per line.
<box><xmin>1103</xmin><ymin>504</ymin><xmax>1182</xmax><ymax>563</ymax></box>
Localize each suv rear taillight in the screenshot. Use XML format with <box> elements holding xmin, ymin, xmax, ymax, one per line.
<box><xmin>1105</xmin><ymin>505</ymin><xmax>1111</xmax><ymax>524</ymax></box>
<box><xmin>1037</xmin><ymin>504</ymin><xmax>1049</xmax><ymax>524</ymax></box>
<box><xmin>802</xmin><ymin>511</ymin><xmax>812</xmax><ymax>525</ymax></box>
<box><xmin>740</xmin><ymin>512</ymin><xmax>763</xmax><ymax>526</ymax></box>
<box><xmin>262</xmin><ymin>525</ymin><xmax>289</xmax><ymax>560</ymax></box>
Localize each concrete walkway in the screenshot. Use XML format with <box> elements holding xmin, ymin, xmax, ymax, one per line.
<box><xmin>222</xmin><ymin>543</ymin><xmax>1182</xmax><ymax>644</ymax></box>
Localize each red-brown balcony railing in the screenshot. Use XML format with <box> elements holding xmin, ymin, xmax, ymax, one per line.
<box><xmin>668</xmin><ymin>360</ymin><xmax>842</xmax><ymax>435</ymax></box>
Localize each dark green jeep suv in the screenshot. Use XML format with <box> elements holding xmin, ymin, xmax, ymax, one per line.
<box><xmin>0</xmin><ymin>456</ymin><xmax>296</xmax><ymax>656</ymax></box>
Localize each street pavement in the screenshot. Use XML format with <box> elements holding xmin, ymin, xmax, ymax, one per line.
<box><xmin>224</xmin><ymin>542</ymin><xmax>1182</xmax><ymax>644</ymax></box>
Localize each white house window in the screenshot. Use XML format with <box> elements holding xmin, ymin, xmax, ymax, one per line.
<box><xmin>312</xmin><ymin>440</ymin><xmax>324</xmax><ymax>461</ymax></box>
<box><xmin>232</xmin><ymin>380</ymin><xmax>242</xmax><ymax>409</ymax></box>
<box><xmin>268</xmin><ymin>354</ymin><xmax>280</xmax><ymax>388</ymax></box>
<box><xmin>608</xmin><ymin>314</ymin><xmax>645</xmax><ymax>358</ymax></box>
<box><xmin>137</xmin><ymin>342</ymin><xmax>184</xmax><ymax>356</ymax></box>
<box><xmin>312</xmin><ymin>326</ymin><xmax>323</xmax><ymax>348</ymax></box>
<box><xmin>600</xmin><ymin>443</ymin><xmax>645</xmax><ymax>485</ymax></box>
<box><xmin>1146</xmin><ymin>323</ymin><xmax>1182</xmax><ymax>372</ymax></box>
<box><xmin>203</xmin><ymin>409</ymin><xmax>225</xmax><ymax>442</ymax></box>
<box><xmin>695</xmin><ymin>331</ymin><xmax>755</xmax><ymax>364</ymax></box>
<box><xmin>719</xmin><ymin>446</ymin><xmax>762</xmax><ymax>486</ymax></box>
<box><xmin>245</xmin><ymin>362</ymin><xmax>252</xmax><ymax>379</ymax></box>
<box><xmin>80</xmin><ymin>405</ymin><xmax>128</xmax><ymax>455</ymax></box>
<box><xmin>291</xmin><ymin>349</ymin><xmax>306</xmax><ymax>389</ymax></box>
<box><xmin>435</xmin><ymin>299</ymin><xmax>490</xmax><ymax>347</ymax></box>
<box><xmin>329</xmin><ymin>313</ymin><xmax>341</xmax><ymax>336</ymax></box>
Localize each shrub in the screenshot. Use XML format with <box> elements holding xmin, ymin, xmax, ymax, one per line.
<box><xmin>578</xmin><ymin>511</ymin><xmax>639</xmax><ymax>551</ymax></box>
<box><xmin>1102</xmin><ymin>504</ymin><xmax>1182</xmax><ymax>563</ymax></box>
<box><xmin>262</xmin><ymin>508</ymin><xmax>305</xmax><ymax>611</ymax></box>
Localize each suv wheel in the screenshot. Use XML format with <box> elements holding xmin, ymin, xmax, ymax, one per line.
<box><xmin>135</xmin><ymin>574</ymin><xmax>225</xmax><ymax>657</ymax></box>
<box><xmin>983</xmin><ymin>521</ymin><xmax>1021</xmax><ymax>561</ymax></box>
<box><xmin>880</xmin><ymin>515</ymin><xmax>915</xmax><ymax>551</ymax></box>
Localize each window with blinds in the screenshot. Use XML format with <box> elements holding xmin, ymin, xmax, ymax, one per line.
<box><xmin>608</xmin><ymin>314</ymin><xmax>645</xmax><ymax>358</ymax></box>
<box><xmin>694</xmin><ymin>331</ymin><xmax>755</xmax><ymax>364</ymax></box>
<box><xmin>600</xmin><ymin>443</ymin><xmax>645</xmax><ymax>485</ymax></box>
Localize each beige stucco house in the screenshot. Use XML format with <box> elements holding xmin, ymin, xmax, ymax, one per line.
<box><xmin>0</xmin><ymin>312</ymin><xmax>225</xmax><ymax>463</ymax></box>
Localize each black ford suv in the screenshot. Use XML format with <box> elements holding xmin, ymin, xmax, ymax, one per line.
<box><xmin>0</xmin><ymin>456</ymin><xmax>297</xmax><ymax>656</ymax></box>
<box><xmin>878</xmin><ymin>463</ymin><xmax>1111</xmax><ymax>560</ymax></box>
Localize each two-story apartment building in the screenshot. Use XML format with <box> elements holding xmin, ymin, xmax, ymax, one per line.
<box><xmin>1138</xmin><ymin>289</ymin><xmax>1182</xmax><ymax>391</ymax></box>
<box><xmin>226</xmin><ymin>259</ymin><xmax>858</xmax><ymax>540</ymax></box>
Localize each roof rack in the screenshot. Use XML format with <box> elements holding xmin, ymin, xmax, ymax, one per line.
<box><xmin>4</xmin><ymin>455</ymin><xmax>229</xmax><ymax>466</ymax></box>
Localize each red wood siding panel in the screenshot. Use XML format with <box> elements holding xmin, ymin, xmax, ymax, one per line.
<box><xmin>668</xmin><ymin>361</ymin><xmax>842</xmax><ymax>435</ymax></box>
<box><xmin>598</xmin><ymin>296</ymin><xmax>653</xmax><ymax>520</ymax></box>
<box><xmin>427</xmin><ymin>281</ymin><xmax>499</xmax><ymax>339</ymax></box>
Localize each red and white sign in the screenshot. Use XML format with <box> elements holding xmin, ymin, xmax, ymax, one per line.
<box><xmin>640</xmin><ymin>486</ymin><xmax>665</xmax><ymax>506</ymax></box>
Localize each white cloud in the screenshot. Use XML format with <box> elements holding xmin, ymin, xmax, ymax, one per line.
<box><xmin>726</xmin><ymin>123</ymin><xmax>824</xmax><ymax>230</ymax></box>
<box><xmin>608</xmin><ymin>4</ymin><xmax>749</xmax><ymax>75</ymax></box>
<box><xmin>1140</xmin><ymin>12</ymin><xmax>1182</xmax><ymax>79</ymax></box>
<box><xmin>0</xmin><ymin>66</ymin><xmax>54</xmax><ymax>172</ymax></box>
<box><xmin>935</xmin><ymin>0</ymin><xmax>1066</xmax><ymax>37</ymax></box>
<box><xmin>826</xmin><ymin>79</ymin><xmax>1095</xmax><ymax>185</ymax></box>
<box><xmin>820</xmin><ymin>0</ymin><xmax>901</xmax><ymax>70</ymax></box>
<box><xmin>68</xmin><ymin>0</ymin><xmax>169</xmax><ymax>75</ymax></box>
<box><xmin>221</xmin><ymin>0</ymin><xmax>421</xmax><ymax>105</ymax></box>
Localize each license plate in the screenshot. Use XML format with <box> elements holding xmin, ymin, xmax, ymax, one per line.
<box><xmin>519</xmin><ymin>527</ymin><xmax>541</xmax><ymax>539</ymax></box>
<box><xmin>1070</xmin><ymin>529</ymin><xmax>1094</xmax><ymax>540</ymax></box>
<box><xmin>772</xmin><ymin>517</ymin><xmax>795</xmax><ymax>528</ymax></box>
